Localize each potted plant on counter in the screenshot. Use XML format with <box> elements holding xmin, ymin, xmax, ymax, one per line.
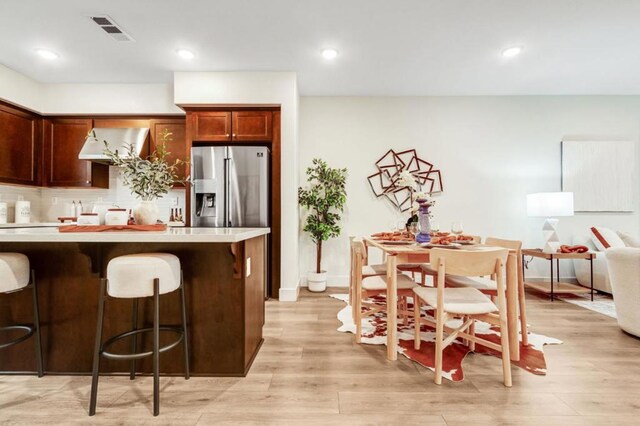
<box><xmin>298</xmin><ymin>158</ymin><xmax>348</xmax><ymax>292</ymax></box>
<box><xmin>102</xmin><ymin>129</ymin><xmax>186</xmax><ymax>225</ymax></box>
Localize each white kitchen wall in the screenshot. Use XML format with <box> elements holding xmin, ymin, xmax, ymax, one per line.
<box><xmin>0</xmin><ymin>169</ymin><xmax>186</xmax><ymax>225</ymax></box>
<box><xmin>299</xmin><ymin>96</ymin><xmax>640</xmax><ymax>286</ymax></box>
<box><xmin>0</xmin><ymin>185</ymin><xmax>42</xmax><ymax>222</ymax></box>
<box><xmin>0</xmin><ymin>64</ymin><xmax>43</xmax><ymax>112</ymax></box>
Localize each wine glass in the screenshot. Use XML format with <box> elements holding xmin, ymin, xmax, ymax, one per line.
<box><xmin>451</xmin><ymin>221</ymin><xmax>464</xmax><ymax>236</ymax></box>
<box><xmin>409</xmin><ymin>222</ymin><xmax>419</xmax><ymax>237</ymax></box>
<box><xmin>430</xmin><ymin>220</ymin><xmax>440</xmax><ymax>234</ymax></box>
<box><xmin>389</xmin><ymin>221</ymin><xmax>398</xmax><ymax>232</ymax></box>
<box><xmin>397</xmin><ymin>220</ymin><xmax>406</xmax><ymax>234</ymax></box>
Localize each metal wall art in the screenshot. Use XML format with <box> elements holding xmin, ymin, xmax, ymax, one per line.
<box><xmin>367</xmin><ymin>149</ymin><xmax>443</xmax><ymax>212</ymax></box>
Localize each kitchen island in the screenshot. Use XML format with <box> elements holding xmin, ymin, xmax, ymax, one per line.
<box><xmin>0</xmin><ymin>227</ymin><xmax>269</xmax><ymax>377</ymax></box>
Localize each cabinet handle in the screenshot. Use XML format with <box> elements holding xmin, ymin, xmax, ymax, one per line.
<box><xmin>226</xmin><ymin>133</ymin><xmax>230</xmax><ymax>138</ymax></box>
<box><xmin>232</xmin><ymin>133</ymin><xmax>236</xmax><ymax>138</ymax></box>
<box><xmin>86</xmin><ymin>180</ymin><xmax>91</xmax><ymax>184</ymax></box>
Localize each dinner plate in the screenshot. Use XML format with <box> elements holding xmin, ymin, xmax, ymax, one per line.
<box><xmin>376</xmin><ymin>240</ymin><xmax>415</xmax><ymax>245</ymax></box>
<box><xmin>454</xmin><ymin>240</ymin><xmax>476</xmax><ymax>245</ymax></box>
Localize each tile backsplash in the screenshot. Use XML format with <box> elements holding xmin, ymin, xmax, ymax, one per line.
<box><xmin>1</xmin><ymin>167</ymin><xmax>186</xmax><ymax>224</ymax></box>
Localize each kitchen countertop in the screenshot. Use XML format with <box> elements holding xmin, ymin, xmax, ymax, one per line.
<box><xmin>0</xmin><ymin>227</ymin><xmax>270</xmax><ymax>243</ymax></box>
<box><xmin>0</xmin><ymin>222</ymin><xmax>65</xmax><ymax>229</ymax></box>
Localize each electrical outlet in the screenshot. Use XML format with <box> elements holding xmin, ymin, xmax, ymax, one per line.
<box><xmin>172</xmin><ymin>197</ymin><xmax>179</xmax><ymax>206</ymax></box>
<box><xmin>51</xmin><ymin>197</ymin><xmax>58</xmax><ymax>205</ymax></box>
<box><xmin>246</xmin><ymin>257</ymin><xmax>251</xmax><ymax>277</ymax></box>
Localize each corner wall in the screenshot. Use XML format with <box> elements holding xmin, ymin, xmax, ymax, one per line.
<box><xmin>299</xmin><ymin>96</ymin><xmax>640</xmax><ymax>285</ymax></box>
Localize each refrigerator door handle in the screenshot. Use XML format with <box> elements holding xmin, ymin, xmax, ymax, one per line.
<box><xmin>223</xmin><ymin>157</ymin><xmax>229</xmax><ymax>227</ymax></box>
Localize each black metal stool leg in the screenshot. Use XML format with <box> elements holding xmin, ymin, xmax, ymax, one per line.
<box><xmin>153</xmin><ymin>278</ymin><xmax>160</xmax><ymax>417</ymax></box>
<box><xmin>89</xmin><ymin>278</ymin><xmax>107</xmax><ymax>416</ymax></box>
<box><xmin>180</xmin><ymin>271</ymin><xmax>190</xmax><ymax>380</ymax></box>
<box><xmin>130</xmin><ymin>298</ymin><xmax>138</xmax><ymax>380</ymax></box>
<box><xmin>30</xmin><ymin>270</ymin><xmax>44</xmax><ymax>377</ymax></box>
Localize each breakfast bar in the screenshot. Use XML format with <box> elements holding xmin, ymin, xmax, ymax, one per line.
<box><xmin>0</xmin><ymin>227</ymin><xmax>269</xmax><ymax>377</ymax></box>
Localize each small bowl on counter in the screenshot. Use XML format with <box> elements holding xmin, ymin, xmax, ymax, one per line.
<box><xmin>77</xmin><ymin>213</ymin><xmax>100</xmax><ymax>226</ymax></box>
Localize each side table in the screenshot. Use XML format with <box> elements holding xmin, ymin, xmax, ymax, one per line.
<box><xmin>522</xmin><ymin>248</ymin><xmax>596</xmax><ymax>301</ymax></box>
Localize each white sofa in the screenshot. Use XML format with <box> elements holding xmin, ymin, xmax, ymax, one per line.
<box><xmin>573</xmin><ymin>230</ymin><xmax>639</xmax><ymax>294</ymax></box>
<box><xmin>606</xmin><ymin>247</ymin><xmax>640</xmax><ymax>338</ymax></box>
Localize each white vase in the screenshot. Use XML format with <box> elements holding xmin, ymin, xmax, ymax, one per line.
<box><xmin>307</xmin><ymin>270</ymin><xmax>327</xmax><ymax>292</ymax></box>
<box><xmin>134</xmin><ymin>200</ymin><xmax>159</xmax><ymax>225</ymax></box>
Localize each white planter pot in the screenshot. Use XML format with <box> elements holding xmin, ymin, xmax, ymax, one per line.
<box><xmin>307</xmin><ymin>270</ymin><xmax>327</xmax><ymax>293</ymax></box>
<box><xmin>134</xmin><ymin>200</ymin><xmax>159</xmax><ymax>225</ymax></box>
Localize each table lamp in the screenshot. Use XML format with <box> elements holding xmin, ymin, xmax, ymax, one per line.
<box><xmin>527</xmin><ymin>192</ymin><xmax>574</xmax><ymax>254</ymax></box>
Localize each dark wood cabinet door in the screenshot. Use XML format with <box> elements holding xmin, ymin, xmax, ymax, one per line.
<box><xmin>45</xmin><ymin>119</ymin><xmax>95</xmax><ymax>187</ymax></box>
<box><xmin>150</xmin><ymin>119</ymin><xmax>187</xmax><ymax>185</ymax></box>
<box><xmin>0</xmin><ymin>103</ymin><xmax>41</xmax><ymax>186</ymax></box>
<box><xmin>232</xmin><ymin>111</ymin><xmax>272</xmax><ymax>141</ymax></box>
<box><xmin>194</xmin><ymin>112</ymin><xmax>231</xmax><ymax>141</ymax></box>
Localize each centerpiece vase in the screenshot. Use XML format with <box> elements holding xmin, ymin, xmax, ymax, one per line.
<box><xmin>415</xmin><ymin>199</ymin><xmax>432</xmax><ymax>243</ymax></box>
<box><xmin>134</xmin><ymin>200</ymin><xmax>159</xmax><ymax>225</ymax></box>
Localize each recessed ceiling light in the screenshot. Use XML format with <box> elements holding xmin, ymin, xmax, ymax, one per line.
<box><xmin>501</xmin><ymin>46</ymin><xmax>523</xmax><ymax>58</ymax></box>
<box><xmin>321</xmin><ymin>48</ymin><xmax>339</xmax><ymax>60</ymax></box>
<box><xmin>176</xmin><ymin>49</ymin><xmax>195</xmax><ymax>60</ymax></box>
<box><xmin>35</xmin><ymin>48</ymin><xmax>59</xmax><ymax>60</ymax></box>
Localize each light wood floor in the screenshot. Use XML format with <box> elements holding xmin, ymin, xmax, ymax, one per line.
<box><xmin>1</xmin><ymin>288</ymin><xmax>640</xmax><ymax>425</ymax></box>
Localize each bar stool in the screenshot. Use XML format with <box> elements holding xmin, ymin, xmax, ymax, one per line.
<box><xmin>89</xmin><ymin>253</ymin><xmax>190</xmax><ymax>417</ymax></box>
<box><xmin>0</xmin><ymin>253</ymin><xmax>43</xmax><ymax>377</ymax></box>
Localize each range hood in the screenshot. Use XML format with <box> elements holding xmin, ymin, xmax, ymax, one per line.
<box><xmin>78</xmin><ymin>127</ymin><xmax>149</xmax><ymax>164</ymax></box>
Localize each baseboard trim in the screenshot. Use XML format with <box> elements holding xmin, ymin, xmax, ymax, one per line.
<box><xmin>278</xmin><ymin>286</ymin><xmax>300</xmax><ymax>302</ymax></box>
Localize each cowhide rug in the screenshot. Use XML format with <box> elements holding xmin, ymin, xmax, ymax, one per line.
<box><xmin>332</xmin><ymin>293</ymin><xmax>562</xmax><ymax>382</ymax></box>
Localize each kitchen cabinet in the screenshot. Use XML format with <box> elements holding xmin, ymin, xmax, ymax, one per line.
<box><xmin>44</xmin><ymin>119</ymin><xmax>109</xmax><ymax>188</ymax></box>
<box><xmin>194</xmin><ymin>112</ymin><xmax>232</xmax><ymax>141</ymax></box>
<box><xmin>0</xmin><ymin>102</ymin><xmax>42</xmax><ymax>186</ymax></box>
<box><xmin>232</xmin><ymin>111</ymin><xmax>272</xmax><ymax>141</ymax></box>
<box><xmin>192</xmin><ymin>111</ymin><xmax>273</xmax><ymax>142</ymax></box>
<box><xmin>150</xmin><ymin>119</ymin><xmax>188</xmax><ymax>184</ymax></box>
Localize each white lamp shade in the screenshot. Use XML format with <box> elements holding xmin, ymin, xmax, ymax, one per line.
<box><xmin>527</xmin><ymin>192</ymin><xmax>574</xmax><ymax>217</ymax></box>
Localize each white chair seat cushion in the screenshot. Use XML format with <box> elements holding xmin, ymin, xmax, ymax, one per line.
<box><xmin>420</xmin><ymin>264</ymin><xmax>438</xmax><ymax>276</ymax></box>
<box><xmin>362</xmin><ymin>263</ymin><xmax>386</xmax><ymax>276</ymax></box>
<box><xmin>362</xmin><ymin>274</ymin><xmax>418</xmax><ymax>291</ymax></box>
<box><xmin>446</xmin><ymin>275</ymin><xmax>497</xmax><ymax>291</ymax></box>
<box><xmin>0</xmin><ymin>253</ymin><xmax>30</xmax><ymax>293</ymax></box>
<box><xmin>413</xmin><ymin>287</ymin><xmax>497</xmax><ymax>315</ymax></box>
<box><xmin>107</xmin><ymin>253</ymin><xmax>180</xmax><ymax>298</ymax></box>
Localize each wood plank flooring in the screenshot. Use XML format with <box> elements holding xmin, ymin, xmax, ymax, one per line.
<box><xmin>1</xmin><ymin>288</ymin><xmax>640</xmax><ymax>425</ymax></box>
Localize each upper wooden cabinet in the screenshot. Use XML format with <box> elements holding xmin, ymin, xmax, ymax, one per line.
<box><xmin>191</xmin><ymin>111</ymin><xmax>273</xmax><ymax>142</ymax></box>
<box><xmin>150</xmin><ymin>119</ymin><xmax>187</xmax><ymax>184</ymax></box>
<box><xmin>232</xmin><ymin>111</ymin><xmax>272</xmax><ymax>141</ymax></box>
<box><xmin>194</xmin><ymin>112</ymin><xmax>232</xmax><ymax>141</ymax></box>
<box><xmin>0</xmin><ymin>103</ymin><xmax>42</xmax><ymax>186</ymax></box>
<box><xmin>44</xmin><ymin>119</ymin><xmax>108</xmax><ymax>188</ymax></box>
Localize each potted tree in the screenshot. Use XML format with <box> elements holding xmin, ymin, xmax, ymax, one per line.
<box><xmin>298</xmin><ymin>158</ymin><xmax>347</xmax><ymax>292</ymax></box>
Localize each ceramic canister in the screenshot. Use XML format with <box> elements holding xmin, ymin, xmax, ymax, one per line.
<box><xmin>14</xmin><ymin>200</ymin><xmax>31</xmax><ymax>224</ymax></box>
<box><xmin>104</xmin><ymin>208</ymin><xmax>128</xmax><ymax>226</ymax></box>
<box><xmin>0</xmin><ymin>202</ymin><xmax>7</xmax><ymax>224</ymax></box>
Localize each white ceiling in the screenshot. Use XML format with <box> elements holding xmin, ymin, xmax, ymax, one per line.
<box><xmin>2</xmin><ymin>0</ymin><xmax>640</xmax><ymax>95</ymax></box>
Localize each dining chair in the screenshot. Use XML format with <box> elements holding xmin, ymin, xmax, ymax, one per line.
<box><xmin>419</xmin><ymin>235</ymin><xmax>483</xmax><ymax>285</ymax></box>
<box><xmin>445</xmin><ymin>237</ymin><xmax>528</xmax><ymax>345</ymax></box>
<box><xmin>413</xmin><ymin>247</ymin><xmax>512</xmax><ymax>387</ymax></box>
<box><xmin>351</xmin><ymin>240</ymin><xmax>418</xmax><ymax>342</ymax></box>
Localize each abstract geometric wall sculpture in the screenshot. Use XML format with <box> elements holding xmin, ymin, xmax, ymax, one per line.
<box><xmin>367</xmin><ymin>149</ymin><xmax>443</xmax><ymax>212</ymax></box>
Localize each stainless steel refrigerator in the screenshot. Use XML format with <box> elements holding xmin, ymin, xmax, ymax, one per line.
<box><xmin>191</xmin><ymin>146</ymin><xmax>270</xmax><ymax>228</ymax></box>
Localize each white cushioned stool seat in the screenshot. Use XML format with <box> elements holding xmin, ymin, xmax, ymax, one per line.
<box><xmin>446</xmin><ymin>275</ymin><xmax>497</xmax><ymax>291</ymax></box>
<box><xmin>0</xmin><ymin>253</ymin><xmax>30</xmax><ymax>293</ymax></box>
<box><xmin>362</xmin><ymin>274</ymin><xmax>418</xmax><ymax>291</ymax></box>
<box><xmin>413</xmin><ymin>286</ymin><xmax>497</xmax><ymax>315</ymax></box>
<box><xmin>107</xmin><ymin>253</ymin><xmax>180</xmax><ymax>298</ymax></box>
<box><xmin>362</xmin><ymin>263</ymin><xmax>387</xmax><ymax>276</ymax></box>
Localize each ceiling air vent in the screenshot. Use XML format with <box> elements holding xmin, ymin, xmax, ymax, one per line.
<box><xmin>90</xmin><ymin>15</ymin><xmax>135</xmax><ymax>42</ymax></box>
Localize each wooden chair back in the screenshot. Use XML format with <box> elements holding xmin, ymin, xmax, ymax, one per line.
<box><xmin>485</xmin><ymin>237</ymin><xmax>522</xmax><ymax>252</ymax></box>
<box><xmin>430</xmin><ymin>247</ymin><xmax>509</xmax><ymax>277</ymax></box>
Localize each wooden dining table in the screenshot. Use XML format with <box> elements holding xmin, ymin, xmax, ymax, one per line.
<box><xmin>363</xmin><ymin>238</ymin><xmax>523</xmax><ymax>362</ymax></box>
